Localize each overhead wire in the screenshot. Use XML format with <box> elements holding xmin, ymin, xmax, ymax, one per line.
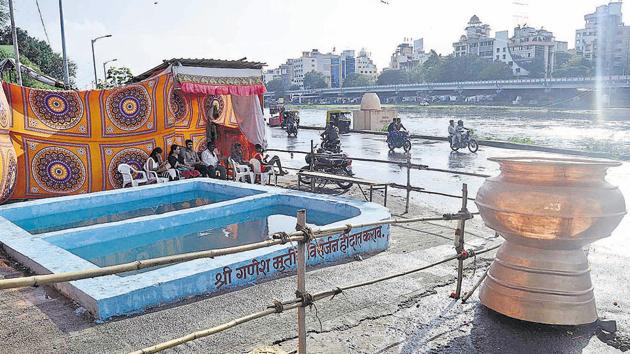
<box><xmin>34</xmin><ymin>0</ymin><xmax>51</xmax><ymax>46</ymax></box>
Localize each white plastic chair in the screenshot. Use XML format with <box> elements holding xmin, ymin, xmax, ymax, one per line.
<box><xmin>117</xmin><ymin>163</ymin><xmax>149</xmax><ymax>188</ymax></box>
<box><xmin>228</xmin><ymin>157</ymin><xmax>254</xmax><ymax>184</ymax></box>
<box><xmin>143</xmin><ymin>159</ymin><xmax>170</xmax><ymax>184</ymax></box>
<box><xmin>249</xmin><ymin>158</ymin><xmax>276</xmax><ymax>186</ymax></box>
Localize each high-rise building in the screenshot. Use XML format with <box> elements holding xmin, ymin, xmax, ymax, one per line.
<box><xmin>355</xmin><ymin>49</ymin><xmax>378</xmax><ymax>80</ymax></box>
<box><xmin>576</xmin><ymin>2</ymin><xmax>630</xmax><ymax>74</ymax></box>
<box><xmin>453</xmin><ymin>15</ymin><xmax>495</xmax><ymax>60</ymax></box>
<box><xmin>390</xmin><ymin>38</ymin><xmax>430</xmax><ymax>71</ymax></box>
<box><xmin>266</xmin><ymin>48</ymin><xmax>360</xmax><ymax>89</ymax></box>
<box><xmin>509</xmin><ymin>25</ymin><xmax>557</xmax><ymax>78</ymax></box>
<box><xmin>493</xmin><ymin>30</ymin><xmax>528</xmax><ymax>76</ymax></box>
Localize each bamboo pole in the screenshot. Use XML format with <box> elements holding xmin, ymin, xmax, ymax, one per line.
<box><xmin>0</xmin><ymin>212</ymin><xmax>474</xmax><ymax>290</ymax></box>
<box><xmin>405</xmin><ymin>154</ymin><xmax>411</xmax><ymax>213</ymax></box>
<box><xmin>296</xmin><ymin>210</ymin><xmax>307</xmax><ymax>354</ymax></box>
<box><xmin>0</xmin><ymin>238</ymin><xmax>291</xmax><ymax>290</ymax></box>
<box><xmin>461</xmin><ymin>268</ymin><xmax>488</xmax><ymax>303</ymax></box>
<box><xmin>130</xmin><ymin>243</ymin><xmax>502</xmax><ymax>354</ymax></box>
<box><xmin>309</xmin><ymin>140</ymin><xmax>315</xmax><ymax>192</ymax></box>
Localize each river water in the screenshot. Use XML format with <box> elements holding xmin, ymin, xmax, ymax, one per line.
<box><xmin>283</xmin><ymin>105</ymin><xmax>630</xmax><ymax>157</ymax></box>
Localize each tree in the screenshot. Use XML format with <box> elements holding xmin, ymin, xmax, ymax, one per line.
<box><xmin>410</xmin><ymin>54</ymin><xmax>514</xmax><ymax>83</ymax></box>
<box><xmin>302</xmin><ymin>71</ymin><xmax>328</xmax><ymax>89</ymax></box>
<box><xmin>266</xmin><ymin>78</ymin><xmax>285</xmax><ymax>92</ymax></box>
<box><xmin>0</xmin><ymin>0</ymin><xmax>7</xmax><ymax>28</ymax></box>
<box><xmin>97</xmin><ymin>66</ymin><xmax>133</xmax><ymax>89</ymax></box>
<box><xmin>553</xmin><ymin>53</ymin><xmax>594</xmax><ymax>78</ymax></box>
<box><xmin>0</xmin><ymin>27</ymin><xmax>77</xmax><ymax>85</ymax></box>
<box><xmin>0</xmin><ymin>45</ymin><xmax>57</xmax><ymax>89</ymax></box>
<box><xmin>478</xmin><ymin>61</ymin><xmax>514</xmax><ymax>81</ymax></box>
<box><xmin>342</xmin><ymin>73</ymin><xmax>373</xmax><ymax>87</ymax></box>
<box><xmin>376</xmin><ymin>69</ymin><xmax>410</xmax><ymax>85</ymax></box>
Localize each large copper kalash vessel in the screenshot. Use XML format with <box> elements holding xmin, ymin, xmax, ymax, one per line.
<box><xmin>476</xmin><ymin>157</ymin><xmax>626</xmax><ymax>325</ymax></box>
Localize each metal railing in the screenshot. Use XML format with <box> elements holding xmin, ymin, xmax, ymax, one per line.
<box><xmin>267</xmin><ymin>144</ymin><xmax>490</xmax><ymax>213</ymax></box>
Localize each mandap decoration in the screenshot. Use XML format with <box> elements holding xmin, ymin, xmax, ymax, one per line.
<box><xmin>475</xmin><ymin>157</ymin><xmax>626</xmax><ymax>325</ymax></box>
<box><xmin>0</xmin><ymin>58</ymin><xmax>267</xmax><ymax>202</ymax></box>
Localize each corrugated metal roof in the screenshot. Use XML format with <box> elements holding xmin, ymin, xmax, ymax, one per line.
<box><xmin>132</xmin><ymin>58</ymin><xmax>266</xmax><ymax>82</ymax></box>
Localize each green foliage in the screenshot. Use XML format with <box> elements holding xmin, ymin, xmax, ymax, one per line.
<box><xmin>342</xmin><ymin>73</ymin><xmax>374</xmax><ymax>87</ymax></box>
<box><xmin>97</xmin><ymin>66</ymin><xmax>133</xmax><ymax>89</ymax></box>
<box><xmin>0</xmin><ymin>0</ymin><xmax>7</xmax><ymax>28</ymax></box>
<box><xmin>478</xmin><ymin>61</ymin><xmax>514</xmax><ymax>81</ymax></box>
<box><xmin>266</xmin><ymin>78</ymin><xmax>285</xmax><ymax>92</ymax></box>
<box><xmin>403</xmin><ymin>54</ymin><xmax>514</xmax><ymax>84</ymax></box>
<box><xmin>376</xmin><ymin>69</ymin><xmax>410</xmax><ymax>85</ymax></box>
<box><xmin>0</xmin><ymin>45</ymin><xmax>56</xmax><ymax>89</ymax></box>
<box><xmin>553</xmin><ymin>53</ymin><xmax>594</xmax><ymax>78</ymax></box>
<box><xmin>0</xmin><ymin>26</ymin><xmax>77</xmax><ymax>85</ymax></box>
<box><xmin>507</xmin><ymin>136</ymin><xmax>536</xmax><ymax>144</ymax></box>
<box><xmin>265</xmin><ymin>78</ymin><xmax>287</xmax><ymax>98</ymax></box>
<box><xmin>303</xmin><ymin>71</ymin><xmax>328</xmax><ymax>89</ymax></box>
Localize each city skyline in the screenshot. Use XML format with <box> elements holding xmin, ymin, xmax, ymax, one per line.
<box><xmin>10</xmin><ymin>0</ymin><xmax>629</xmax><ymax>88</ymax></box>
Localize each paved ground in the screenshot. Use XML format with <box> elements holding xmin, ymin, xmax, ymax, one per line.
<box><xmin>0</xmin><ymin>130</ymin><xmax>628</xmax><ymax>353</ymax></box>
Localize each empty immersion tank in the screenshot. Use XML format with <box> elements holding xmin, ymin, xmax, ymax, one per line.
<box><xmin>475</xmin><ymin>157</ymin><xmax>626</xmax><ymax>325</ymax></box>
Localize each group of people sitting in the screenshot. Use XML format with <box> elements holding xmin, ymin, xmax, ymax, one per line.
<box><xmin>143</xmin><ymin>139</ymin><xmax>287</xmax><ymax>184</ymax></box>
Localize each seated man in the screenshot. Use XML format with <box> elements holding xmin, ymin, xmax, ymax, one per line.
<box><xmin>253</xmin><ymin>144</ymin><xmax>288</xmax><ymax>175</ymax></box>
<box><xmin>179</xmin><ymin>139</ymin><xmax>209</xmax><ymax>177</ymax></box>
<box><xmin>201</xmin><ymin>141</ymin><xmax>227</xmax><ymax>180</ymax></box>
<box><xmin>230</xmin><ymin>142</ymin><xmax>252</xmax><ymax>168</ymax></box>
<box><xmin>447</xmin><ymin>119</ymin><xmax>457</xmax><ymax>143</ymax></box>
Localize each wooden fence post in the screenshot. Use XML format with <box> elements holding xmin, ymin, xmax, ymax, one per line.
<box><xmin>452</xmin><ymin>183</ymin><xmax>468</xmax><ymax>299</ymax></box>
<box><xmin>296</xmin><ymin>209</ymin><xmax>307</xmax><ymax>354</ymax></box>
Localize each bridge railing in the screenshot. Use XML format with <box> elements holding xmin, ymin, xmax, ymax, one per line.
<box><xmin>272</xmin><ymin>75</ymin><xmax>630</xmax><ymax>96</ymax></box>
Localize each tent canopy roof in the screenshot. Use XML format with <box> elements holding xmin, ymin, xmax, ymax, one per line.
<box><xmin>132</xmin><ymin>58</ymin><xmax>266</xmax><ymax>82</ymax></box>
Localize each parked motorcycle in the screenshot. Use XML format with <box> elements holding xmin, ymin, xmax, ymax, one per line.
<box><xmin>299</xmin><ymin>145</ymin><xmax>353</xmax><ymax>189</ymax></box>
<box><xmin>387</xmin><ymin>130</ymin><xmax>412</xmax><ymax>153</ymax></box>
<box><xmin>286</xmin><ymin>120</ymin><xmax>298</xmax><ymax>137</ymax></box>
<box><xmin>449</xmin><ymin>130</ymin><xmax>479</xmax><ymax>153</ymax></box>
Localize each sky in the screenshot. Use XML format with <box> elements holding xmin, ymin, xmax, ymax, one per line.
<box><xmin>11</xmin><ymin>0</ymin><xmax>630</xmax><ymax>89</ymax></box>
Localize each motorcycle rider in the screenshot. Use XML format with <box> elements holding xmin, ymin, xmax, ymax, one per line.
<box><xmin>321</xmin><ymin>122</ymin><xmax>340</xmax><ymax>152</ymax></box>
<box><xmin>395</xmin><ymin>117</ymin><xmax>407</xmax><ymax>133</ymax></box>
<box><xmin>285</xmin><ymin>112</ymin><xmax>298</xmax><ymax>134</ymax></box>
<box><xmin>454</xmin><ymin>120</ymin><xmax>468</xmax><ymax>146</ymax></box>
<box><xmin>387</xmin><ymin>118</ymin><xmax>399</xmax><ymax>143</ymax></box>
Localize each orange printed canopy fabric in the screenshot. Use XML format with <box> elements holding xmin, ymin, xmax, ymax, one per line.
<box><xmin>0</xmin><ymin>73</ymin><xmax>257</xmax><ymax>203</ymax></box>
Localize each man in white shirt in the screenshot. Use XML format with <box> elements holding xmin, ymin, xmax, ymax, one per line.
<box><xmin>448</xmin><ymin>120</ymin><xmax>457</xmax><ymax>145</ymax></box>
<box><xmin>201</xmin><ymin>141</ymin><xmax>227</xmax><ymax>180</ymax></box>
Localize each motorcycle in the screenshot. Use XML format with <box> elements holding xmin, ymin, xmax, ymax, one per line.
<box><xmin>320</xmin><ymin>137</ymin><xmax>341</xmax><ymax>153</ymax></box>
<box><xmin>387</xmin><ymin>130</ymin><xmax>412</xmax><ymax>153</ymax></box>
<box><xmin>449</xmin><ymin>130</ymin><xmax>479</xmax><ymax>153</ymax></box>
<box><xmin>299</xmin><ymin>145</ymin><xmax>353</xmax><ymax>189</ymax></box>
<box><xmin>286</xmin><ymin>120</ymin><xmax>298</xmax><ymax>137</ymax></box>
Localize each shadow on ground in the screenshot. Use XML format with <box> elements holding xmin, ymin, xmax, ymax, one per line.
<box><xmin>432</xmin><ymin>305</ymin><xmax>626</xmax><ymax>353</ymax></box>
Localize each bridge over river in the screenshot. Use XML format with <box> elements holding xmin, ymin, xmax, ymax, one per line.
<box><xmin>266</xmin><ymin>75</ymin><xmax>630</xmax><ymax>99</ymax></box>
